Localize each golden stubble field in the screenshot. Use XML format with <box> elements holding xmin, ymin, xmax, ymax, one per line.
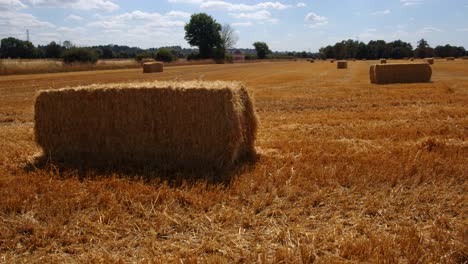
<box><xmin>0</xmin><ymin>60</ymin><xmax>467</xmax><ymax>263</ymax></box>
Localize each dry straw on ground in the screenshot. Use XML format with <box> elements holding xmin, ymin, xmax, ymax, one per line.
<box><xmin>337</xmin><ymin>61</ymin><xmax>348</xmax><ymax>69</ymax></box>
<box><xmin>34</xmin><ymin>81</ymin><xmax>257</xmax><ymax>171</ymax></box>
<box><xmin>369</xmin><ymin>63</ymin><xmax>432</xmax><ymax>84</ymax></box>
<box><xmin>426</xmin><ymin>58</ymin><xmax>434</xmax><ymax>65</ymax></box>
<box><xmin>142</xmin><ymin>62</ymin><xmax>163</xmax><ymax>73</ymax></box>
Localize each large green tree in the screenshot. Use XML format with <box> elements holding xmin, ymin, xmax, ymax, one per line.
<box><xmin>184</xmin><ymin>13</ymin><xmax>222</xmax><ymax>58</ymax></box>
<box><xmin>253</xmin><ymin>42</ymin><xmax>271</xmax><ymax>59</ymax></box>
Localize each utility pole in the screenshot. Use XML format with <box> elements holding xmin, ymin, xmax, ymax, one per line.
<box><xmin>26</xmin><ymin>29</ymin><xmax>30</xmax><ymax>42</ymax></box>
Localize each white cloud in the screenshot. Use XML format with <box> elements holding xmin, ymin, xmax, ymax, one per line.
<box><xmin>167</xmin><ymin>0</ymin><xmax>203</xmax><ymax>3</ymax></box>
<box><xmin>371</xmin><ymin>9</ymin><xmax>391</xmax><ymax>15</ymax></box>
<box><xmin>89</xmin><ymin>10</ymin><xmax>187</xmax><ymax>29</ymax></box>
<box><xmin>0</xmin><ymin>0</ymin><xmax>27</xmax><ymax>10</ymax></box>
<box><xmin>400</xmin><ymin>0</ymin><xmax>423</xmax><ymax>6</ymax></box>
<box><xmin>65</xmin><ymin>14</ymin><xmax>83</xmax><ymax>21</ymax></box>
<box><xmin>417</xmin><ymin>27</ymin><xmax>442</xmax><ymax>34</ymax></box>
<box><xmin>296</xmin><ymin>2</ymin><xmax>306</xmax><ymax>7</ymax></box>
<box><xmin>201</xmin><ymin>1</ymin><xmax>290</xmax><ymax>11</ymax></box>
<box><xmin>230</xmin><ymin>10</ymin><xmax>278</xmax><ymax>23</ymax></box>
<box><xmin>232</xmin><ymin>21</ymin><xmax>253</xmax><ymax>27</ymax></box>
<box><xmin>25</xmin><ymin>0</ymin><xmax>119</xmax><ymax>12</ymax></box>
<box><xmin>305</xmin><ymin>12</ymin><xmax>328</xmax><ymax>28</ymax></box>
<box><xmin>166</xmin><ymin>10</ymin><xmax>191</xmax><ymax>18</ymax></box>
<box><xmin>456</xmin><ymin>28</ymin><xmax>468</xmax><ymax>32</ymax></box>
<box><xmin>0</xmin><ymin>10</ymin><xmax>55</xmax><ymax>41</ymax></box>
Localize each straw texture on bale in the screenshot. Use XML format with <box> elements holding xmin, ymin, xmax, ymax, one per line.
<box><xmin>143</xmin><ymin>62</ymin><xmax>163</xmax><ymax>73</ymax></box>
<box><xmin>426</xmin><ymin>58</ymin><xmax>434</xmax><ymax>65</ymax></box>
<box><xmin>369</xmin><ymin>63</ymin><xmax>432</xmax><ymax>84</ymax></box>
<box><xmin>337</xmin><ymin>61</ymin><xmax>347</xmax><ymax>69</ymax></box>
<box><xmin>369</xmin><ymin>65</ymin><xmax>376</xmax><ymax>84</ymax></box>
<box><xmin>380</xmin><ymin>59</ymin><xmax>387</xmax><ymax>64</ymax></box>
<box><xmin>34</xmin><ymin>81</ymin><xmax>258</xmax><ymax>171</ymax></box>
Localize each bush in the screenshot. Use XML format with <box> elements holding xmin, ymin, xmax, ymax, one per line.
<box><xmin>245</xmin><ymin>54</ymin><xmax>257</xmax><ymax>60</ymax></box>
<box><xmin>225</xmin><ymin>53</ymin><xmax>233</xmax><ymax>63</ymax></box>
<box><xmin>155</xmin><ymin>48</ymin><xmax>175</xmax><ymax>63</ymax></box>
<box><xmin>212</xmin><ymin>47</ymin><xmax>226</xmax><ymax>64</ymax></box>
<box><xmin>135</xmin><ymin>52</ymin><xmax>154</xmax><ymax>62</ymax></box>
<box><xmin>63</xmin><ymin>48</ymin><xmax>98</xmax><ymax>64</ymax></box>
<box><xmin>187</xmin><ymin>52</ymin><xmax>200</xmax><ymax>61</ymax></box>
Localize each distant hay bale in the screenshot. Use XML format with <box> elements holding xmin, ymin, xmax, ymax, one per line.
<box><xmin>330</xmin><ymin>60</ymin><xmax>335</xmax><ymax>63</ymax></box>
<box><xmin>337</xmin><ymin>61</ymin><xmax>347</xmax><ymax>69</ymax></box>
<box><xmin>409</xmin><ymin>58</ymin><xmax>414</xmax><ymax>61</ymax></box>
<box><xmin>34</xmin><ymin>81</ymin><xmax>258</xmax><ymax>171</ymax></box>
<box><xmin>380</xmin><ymin>59</ymin><xmax>387</xmax><ymax>64</ymax></box>
<box><xmin>446</xmin><ymin>57</ymin><xmax>455</xmax><ymax>61</ymax></box>
<box><xmin>143</xmin><ymin>62</ymin><xmax>163</xmax><ymax>73</ymax></box>
<box><xmin>462</xmin><ymin>56</ymin><xmax>468</xmax><ymax>60</ymax></box>
<box><xmin>369</xmin><ymin>63</ymin><xmax>432</xmax><ymax>84</ymax></box>
<box><xmin>426</xmin><ymin>58</ymin><xmax>434</xmax><ymax>65</ymax></box>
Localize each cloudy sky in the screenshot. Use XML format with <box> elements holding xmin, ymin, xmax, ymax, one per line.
<box><xmin>1</xmin><ymin>0</ymin><xmax>467</xmax><ymax>51</ymax></box>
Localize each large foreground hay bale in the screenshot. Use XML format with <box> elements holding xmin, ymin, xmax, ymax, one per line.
<box><xmin>426</xmin><ymin>58</ymin><xmax>434</xmax><ymax>65</ymax></box>
<box><xmin>369</xmin><ymin>63</ymin><xmax>432</xmax><ymax>84</ymax></box>
<box><xmin>34</xmin><ymin>81</ymin><xmax>257</xmax><ymax>171</ymax></box>
<box><xmin>143</xmin><ymin>62</ymin><xmax>163</xmax><ymax>73</ymax></box>
<box><xmin>337</xmin><ymin>61</ymin><xmax>347</xmax><ymax>69</ymax></box>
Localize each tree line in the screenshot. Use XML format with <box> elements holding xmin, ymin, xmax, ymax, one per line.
<box><xmin>319</xmin><ymin>39</ymin><xmax>467</xmax><ymax>60</ymax></box>
<box><xmin>1</xmin><ymin>12</ymin><xmax>466</xmax><ymax>63</ymax></box>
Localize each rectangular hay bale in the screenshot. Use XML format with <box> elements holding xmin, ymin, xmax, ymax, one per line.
<box><xmin>143</xmin><ymin>62</ymin><xmax>163</xmax><ymax>73</ymax></box>
<box><xmin>426</xmin><ymin>58</ymin><xmax>434</xmax><ymax>65</ymax></box>
<box><xmin>337</xmin><ymin>61</ymin><xmax>347</xmax><ymax>69</ymax></box>
<box><xmin>369</xmin><ymin>63</ymin><xmax>432</xmax><ymax>84</ymax></box>
<box><xmin>34</xmin><ymin>81</ymin><xmax>257</xmax><ymax>171</ymax></box>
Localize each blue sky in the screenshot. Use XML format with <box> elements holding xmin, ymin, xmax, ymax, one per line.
<box><xmin>1</xmin><ymin>0</ymin><xmax>467</xmax><ymax>51</ymax></box>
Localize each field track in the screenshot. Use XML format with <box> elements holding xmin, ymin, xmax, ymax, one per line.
<box><xmin>0</xmin><ymin>60</ymin><xmax>467</xmax><ymax>262</ymax></box>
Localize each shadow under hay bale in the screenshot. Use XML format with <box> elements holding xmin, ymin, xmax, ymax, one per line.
<box><xmin>143</xmin><ymin>62</ymin><xmax>163</xmax><ymax>73</ymax></box>
<box><xmin>337</xmin><ymin>61</ymin><xmax>347</xmax><ymax>69</ymax></box>
<box><xmin>369</xmin><ymin>63</ymin><xmax>432</xmax><ymax>84</ymax></box>
<box><xmin>33</xmin><ymin>81</ymin><xmax>258</xmax><ymax>179</ymax></box>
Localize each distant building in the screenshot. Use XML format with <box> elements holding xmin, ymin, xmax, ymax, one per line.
<box><xmin>232</xmin><ymin>50</ymin><xmax>245</xmax><ymax>63</ymax></box>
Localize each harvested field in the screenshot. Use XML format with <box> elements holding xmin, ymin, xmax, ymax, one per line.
<box><xmin>0</xmin><ymin>60</ymin><xmax>467</xmax><ymax>263</ymax></box>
